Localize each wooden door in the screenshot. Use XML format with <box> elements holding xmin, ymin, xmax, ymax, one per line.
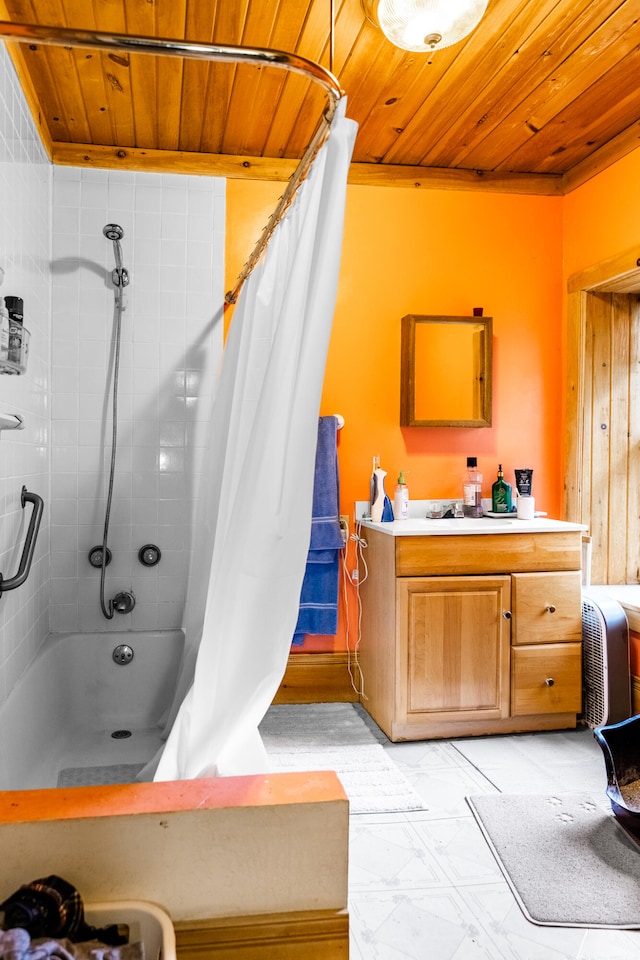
<box><xmin>398</xmin><ymin>575</ymin><xmax>511</xmax><ymax>723</ymax></box>
<box><xmin>565</xmin><ymin>253</ymin><xmax>640</xmax><ymax>584</ymax></box>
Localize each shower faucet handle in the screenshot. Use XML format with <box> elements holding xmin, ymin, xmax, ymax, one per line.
<box><xmin>112</xmin><ymin>590</ymin><xmax>135</xmax><ymax>614</ymax></box>
<box><xmin>138</xmin><ymin>544</ymin><xmax>161</xmax><ymax>566</ymax></box>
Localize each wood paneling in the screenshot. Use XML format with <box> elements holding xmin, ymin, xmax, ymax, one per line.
<box><xmin>395</xmin><ymin>532</ymin><xmax>582</xmax><ymax>577</ymax></box>
<box><xmin>359</xmin><ymin>525</ymin><xmax>583</xmax><ymax>741</ymax></box>
<box><xmin>2</xmin><ymin>0</ymin><xmax>640</xmax><ymax>190</ymax></box>
<box><xmin>273</xmin><ymin>652</ymin><xmax>359</xmax><ymax>703</ymax></box>
<box><xmin>399</xmin><ymin>575</ymin><xmax>511</xmax><ymax>720</ymax></box>
<box><xmin>511</xmin><ymin>642</ymin><xmax>582</xmax><ymax>715</ymax></box>
<box><xmin>511</xmin><ymin>571</ymin><xmax>582</xmax><ymax>645</ymax></box>
<box><xmin>175</xmin><ymin>910</ymin><xmax>349</xmax><ymax>960</ymax></box>
<box><xmin>565</xmin><ymin>270</ymin><xmax>640</xmax><ymax>584</ymax></box>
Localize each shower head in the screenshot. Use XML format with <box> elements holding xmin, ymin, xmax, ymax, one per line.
<box><xmin>103</xmin><ymin>223</ymin><xmax>124</xmax><ymax>241</ymax></box>
<box><xmin>103</xmin><ymin>223</ymin><xmax>129</xmax><ymax>292</ymax></box>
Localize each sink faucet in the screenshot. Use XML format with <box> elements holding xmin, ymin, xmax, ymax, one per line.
<box><xmin>426</xmin><ymin>500</ymin><xmax>464</xmax><ymax>519</ymax></box>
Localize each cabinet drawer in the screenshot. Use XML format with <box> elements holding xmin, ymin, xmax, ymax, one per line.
<box><xmin>511</xmin><ymin>571</ymin><xmax>582</xmax><ymax>645</ymax></box>
<box><xmin>511</xmin><ymin>642</ymin><xmax>582</xmax><ymax>715</ymax></box>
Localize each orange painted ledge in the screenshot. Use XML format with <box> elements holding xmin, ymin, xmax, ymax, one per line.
<box><xmin>0</xmin><ymin>771</ymin><xmax>348</xmax><ymax>824</ymax></box>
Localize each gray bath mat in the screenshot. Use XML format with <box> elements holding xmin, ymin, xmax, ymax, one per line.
<box><xmin>260</xmin><ymin>703</ymin><xmax>425</xmax><ymax>815</ymax></box>
<box><xmin>57</xmin><ymin>763</ymin><xmax>144</xmax><ymax>787</ymax></box>
<box><xmin>467</xmin><ymin>792</ymin><xmax>640</xmax><ymax>928</ymax></box>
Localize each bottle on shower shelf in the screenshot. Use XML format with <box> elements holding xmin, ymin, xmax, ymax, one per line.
<box><xmin>0</xmin><ymin>298</ymin><xmax>9</xmax><ymax>362</ymax></box>
<box><xmin>5</xmin><ymin>296</ymin><xmax>23</xmax><ymax>365</ymax></box>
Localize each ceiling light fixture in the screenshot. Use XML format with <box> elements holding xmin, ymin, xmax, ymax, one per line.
<box><xmin>362</xmin><ymin>0</ymin><xmax>488</xmax><ymax>53</ymax></box>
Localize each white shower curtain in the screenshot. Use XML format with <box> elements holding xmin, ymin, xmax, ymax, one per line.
<box><xmin>154</xmin><ymin>99</ymin><xmax>357</xmax><ymax>780</ymax></box>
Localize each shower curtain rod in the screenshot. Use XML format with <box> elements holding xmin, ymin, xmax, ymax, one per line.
<box><xmin>0</xmin><ymin>20</ymin><xmax>344</xmax><ymax>304</ymax></box>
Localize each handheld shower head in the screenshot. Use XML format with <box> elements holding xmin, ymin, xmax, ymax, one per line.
<box><xmin>103</xmin><ymin>223</ymin><xmax>129</xmax><ymax>291</ymax></box>
<box><xmin>103</xmin><ymin>224</ymin><xmax>124</xmax><ymax>241</ymax></box>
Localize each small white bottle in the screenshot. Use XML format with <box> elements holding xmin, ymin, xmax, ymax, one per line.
<box><xmin>393</xmin><ymin>471</ymin><xmax>409</xmax><ymax>520</ymax></box>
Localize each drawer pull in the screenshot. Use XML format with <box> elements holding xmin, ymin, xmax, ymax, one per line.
<box><xmin>545</xmin><ymin>604</ymin><xmax>557</xmax><ymax>613</ymax></box>
<box><xmin>545</xmin><ymin>677</ymin><xmax>555</xmax><ymax>686</ymax></box>
<box><xmin>503</xmin><ymin>610</ymin><xmax>512</xmax><ymax>620</ymax></box>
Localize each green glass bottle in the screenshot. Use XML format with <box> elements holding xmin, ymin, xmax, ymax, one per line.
<box><xmin>492</xmin><ymin>464</ymin><xmax>512</xmax><ymax>514</ymax></box>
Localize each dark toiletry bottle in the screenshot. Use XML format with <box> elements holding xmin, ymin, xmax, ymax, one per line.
<box><xmin>492</xmin><ymin>464</ymin><xmax>512</xmax><ymax>513</ymax></box>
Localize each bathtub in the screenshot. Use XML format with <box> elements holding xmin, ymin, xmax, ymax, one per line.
<box><xmin>0</xmin><ymin>630</ymin><xmax>184</xmax><ymax>791</ymax></box>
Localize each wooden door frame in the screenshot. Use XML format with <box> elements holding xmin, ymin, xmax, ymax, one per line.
<box><xmin>564</xmin><ymin>244</ymin><xmax>640</xmax><ymax>543</ymax></box>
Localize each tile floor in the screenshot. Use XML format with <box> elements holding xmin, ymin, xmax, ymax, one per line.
<box><xmin>349</xmin><ymin>714</ymin><xmax>640</xmax><ymax>960</ymax></box>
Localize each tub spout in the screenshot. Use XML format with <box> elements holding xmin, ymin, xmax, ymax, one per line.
<box><xmin>112</xmin><ymin>590</ymin><xmax>135</xmax><ymax>614</ymax></box>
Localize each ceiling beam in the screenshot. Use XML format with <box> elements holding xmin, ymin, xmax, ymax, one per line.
<box><xmin>561</xmin><ymin>120</ymin><xmax>640</xmax><ymax>195</ymax></box>
<box><xmin>347</xmin><ymin>162</ymin><xmax>563</xmax><ymax>195</ymax></box>
<box><xmin>52</xmin><ymin>141</ymin><xmax>565</xmax><ymax>195</ymax></box>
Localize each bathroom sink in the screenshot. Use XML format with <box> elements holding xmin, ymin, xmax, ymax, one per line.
<box><xmin>379</xmin><ymin>517</ymin><xmax>517</xmax><ymax>535</ymax></box>
<box><xmin>412</xmin><ymin>518</ymin><xmax>513</xmax><ymax>531</ymax></box>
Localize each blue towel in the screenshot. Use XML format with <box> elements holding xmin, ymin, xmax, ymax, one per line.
<box><xmin>292</xmin><ymin>416</ymin><xmax>343</xmax><ymax>645</ymax></box>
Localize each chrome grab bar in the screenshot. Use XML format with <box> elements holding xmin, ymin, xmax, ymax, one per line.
<box><xmin>0</xmin><ymin>486</ymin><xmax>44</xmax><ymax>596</ymax></box>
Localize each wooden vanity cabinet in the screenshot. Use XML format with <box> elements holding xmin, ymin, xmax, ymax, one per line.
<box><xmin>359</xmin><ymin>528</ymin><xmax>583</xmax><ymax>741</ymax></box>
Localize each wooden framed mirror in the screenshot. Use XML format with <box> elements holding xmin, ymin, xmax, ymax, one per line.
<box><xmin>400</xmin><ymin>314</ymin><xmax>493</xmax><ymax>427</ymax></box>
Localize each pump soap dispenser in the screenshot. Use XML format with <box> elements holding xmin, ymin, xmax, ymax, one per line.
<box><xmin>393</xmin><ymin>471</ymin><xmax>409</xmax><ymax>520</ymax></box>
<box><xmin>492</xmin><ymin>464</ymin><xmax>513</xmax><ymax>513</ymax></box>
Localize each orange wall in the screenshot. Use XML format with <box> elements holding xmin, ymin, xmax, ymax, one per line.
<box><xmin>227</xmin><ymin>182</ymin><xmax>564</xmax><ymax>512</ymax></box>
<box><xmin>563</xmin><ymin>148</ymin><xmax>640</xmax><ymax>281</ymax></box>
<box><xmin>226</xmin><ymin>178</ymin><xmax>565</xmax><ymax>652</ymax></box>
<box><xmin>226</xmin><ymin>145</ymin><xmax>640</xmax><ymax>655</ymax></box>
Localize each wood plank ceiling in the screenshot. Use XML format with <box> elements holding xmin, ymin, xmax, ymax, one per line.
<box><xmin>1</xmin><ymin>0</ymin><xmax>639</xmax><ymax>194</ymax></box>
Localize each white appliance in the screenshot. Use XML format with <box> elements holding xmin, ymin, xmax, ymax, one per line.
<box><xmin>581</xmin><ymin>589</ymin><xmax>631</xmax><ymax>728</ymax></box>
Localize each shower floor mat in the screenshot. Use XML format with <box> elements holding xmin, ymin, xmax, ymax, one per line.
<box><xmin>57</xmin><ymin>763</ymin><xmax>145</xmax><ymax>787</ymax></box>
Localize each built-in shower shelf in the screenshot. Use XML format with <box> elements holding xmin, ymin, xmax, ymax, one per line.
<box><xmin>0</xmin><ymin>326</ymin><xmax>30</xmax><ymax>375</ymax></box>
<box><xmin>0</xmin><ymin>359</ymin><xmax>25</xmax><ymax>375</ymax></box>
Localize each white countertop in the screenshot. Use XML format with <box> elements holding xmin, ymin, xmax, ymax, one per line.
<box><xmin>359</xmin><ymin>516</ymin><xmax>587</xmax><ymax>536</ymax></box>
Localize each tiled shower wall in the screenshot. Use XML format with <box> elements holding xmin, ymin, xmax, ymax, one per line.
<box><xmin>50</xmin><ymin>167</ymin><xmax>224</xmax><ymax>634</ymax></box>
<box><xmin>0</xmin><ymin>41</ymin><xmax>226</xmax><ymax>708</ymax></box>
<box><xmin>0</xmin><ymin>45</ymin><xmax>51</xmax><ymax>705</ymax></box>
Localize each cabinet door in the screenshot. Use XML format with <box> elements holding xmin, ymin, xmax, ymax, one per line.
<box><xmin>511</xmin><ymin>642</ymin><xmax>582</xmax><ymax>715</ymax></box>
<box><xmin>511</xmin><ymin>571</ymin><xmax>582</xmax><ymax>645</ymax></box>
<box><xmin>398</xmin><ymin>576</ymin><xmax>511</xmax><ymax>723</ymax></box>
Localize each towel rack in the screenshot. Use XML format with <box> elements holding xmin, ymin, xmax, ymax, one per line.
<box><xmin>0</xmin><ymin>486</ymin><xmax>44</xmax><ymax>597</ymax></box>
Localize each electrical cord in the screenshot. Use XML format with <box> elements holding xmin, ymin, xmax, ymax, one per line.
<box><xmin>341</xmin><ymin>520</ymin><xmax>368</xmax><ymax>698</ymax></box>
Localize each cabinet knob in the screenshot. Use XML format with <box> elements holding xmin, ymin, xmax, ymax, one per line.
<box><xmin>503</xmin><ymin>610</ymin><xmax>512</xmax><ymax>620</ymax></box>
<box><xmin>545</xmin><ymin>604</ymin><xmax>556</xmax><ymax>613</ymax></box>
<box><xmin>545</xmin><ymin>677</ymin><xmax>555</xmax><ymax>686</ymax></box>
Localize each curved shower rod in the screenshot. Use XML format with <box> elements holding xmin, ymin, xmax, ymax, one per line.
<box><xmin>0</xmin><ymin>20</ymin><xmax>344</xmax><ymax>304</ymax></box>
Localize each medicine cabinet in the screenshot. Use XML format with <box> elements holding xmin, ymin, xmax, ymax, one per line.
<box><xmin>400</xmin><ymin>314</ymin><xmax>493</xmax><ymax>427</ymax></box>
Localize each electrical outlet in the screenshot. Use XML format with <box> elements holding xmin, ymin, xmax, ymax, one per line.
<box><xmin>339</xmin><ymin>515</ymin><xmax>349</xmax><ymax>545</ymax></box>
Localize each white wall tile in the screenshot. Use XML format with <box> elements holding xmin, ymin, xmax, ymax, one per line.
<box><xmin>50</xmin><ymin>167</ymin><xmax>224</xmax><ymax>633</ymax></box>
<box><xmin>0</xmin><ymin>41</ymin><xmax>225</xmax><ymax>706</ymax></box>
<box><xmin>0</xmin><ymin>44</ymin><xmax>51</xmax><ymax>707</ymax></box>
